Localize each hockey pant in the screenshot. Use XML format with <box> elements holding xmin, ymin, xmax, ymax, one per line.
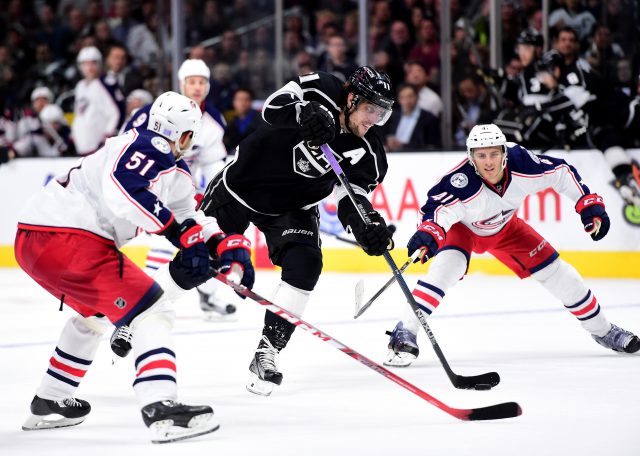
<box><xmin>401</xmin><ymin>251</ymin><xmax>611</xmax><ymax>337</ymax></box>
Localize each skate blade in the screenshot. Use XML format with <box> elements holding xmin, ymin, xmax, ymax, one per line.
<box><xmin>246</xmin><ymin>372</ymin><xmax>276</xmax><ymax>396</ymax></box>
<box><xmin>382</xmin><ymin>349</ymin><xmax>416</xmax><ymax>368</ymax></box>
<box><xmin>22</xmin><ymin>414</ymin><xmax>85</xmax><ymax>431</ymax></box>
<box><xmin>150</xmin><ymin>413</ymin><xmax>219</xmax><ymax>444</ymax></box>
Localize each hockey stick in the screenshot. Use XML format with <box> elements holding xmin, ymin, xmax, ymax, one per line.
<box><xmin>354</xmin><ymin>248</ymin><xmax>424</xmax><ymax>319</ymax></box>
<box><xmin>211</xmin><ymin>272</ymin><xmax>522</xmax><ymax>421</ymax></box>
<box><xmin>320</xmin><ymin>224</ymin><xmax>396</xmax><ymax>247</ymax></box>
<box><xmin>319</xmin><ymin>144</ymin><xmax>500</xmax><ymax>390</ymax></box>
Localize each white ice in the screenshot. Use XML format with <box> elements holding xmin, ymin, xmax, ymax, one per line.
<box><xmin>1</xmin><ymin>267</ymin><xmax>639</xmax><ymax>456</ymax></box>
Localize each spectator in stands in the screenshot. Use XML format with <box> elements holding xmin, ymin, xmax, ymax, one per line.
<box><xmin>71</xmin><ymin>46</ymin><xmax>124</xmax><ymax>156</ymax></box>
<box><xmin>318</xmin><ymin>35</ymin><xmax>358</xmax><ymax>82</ymax></box>
<box><xmin>109</xmin><ymin>0</ymin><xmax>138</xmax><ymax>46</ymax></box>
<box><xmin>218</xmin><ymin>30</ymin><xmax>241</xmax><ymax>66</ymax></box>
<box><xmin>549</xmin><ymin>0</ymin><xmax>596</xmax><ymax>45</ymax></box>
<box><xmin>224</xmin><ymin>88</ymin><xmax>263</xmax><ymax>151</ymax></box>
<box><xmin>453</xmin><ymin>74</ymin><xmax>496</xmax><ymax>146</ymax></box>
<box><xmin>408</xmin><ymin>17</ymin><xmax>440</xmax><ymax>83</ymax></box>
<box><xmin>93</xmin><ymin>20</ymin><xmax>119</xmax><ymax>56</ymax></box>
<box><xmin>585</xmin><ymin>24</ymin><xmax>625</xmax><ymax>86</ymax></box>
<box><xmin>209</xmin><ymin>62</ymin><xmax>238</xmax><ymax>113</ymax></box>
<box><xmin>383</xmin><ymin>84</ymin><xmax>441</xmax><ymax>151</ymax></box>
<box><xmin>381</xmin><ymin>20</ymin><xmax>414</xmax><ymax>88</ymax></box>
<box><xmin>404</xmin><ymin>60</ymin><xmax>443</xmax><ymax>118</ymax></box>
<box><xmin>105</xmin><ymin>44</ymin><xmax>142</xmax><ymax>96</ymax></box>
<box><xmin>127</xmin><ymin>9</ymin><xmax>160</xmax><ymax>66</ymax></box>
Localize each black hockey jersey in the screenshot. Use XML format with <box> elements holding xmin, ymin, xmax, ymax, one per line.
<box><xmin>216</xmin><ymin>71</ymin><xmax>388</xmax><ymax>215</ymax></box>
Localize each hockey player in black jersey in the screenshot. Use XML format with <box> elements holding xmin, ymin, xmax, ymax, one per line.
<box><xmin>200</xmin><ymin>66</ymin><xmax>395</xmax><ymax>395</ymax></box>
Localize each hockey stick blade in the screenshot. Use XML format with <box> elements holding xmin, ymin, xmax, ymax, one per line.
<box><xmin>464</xmin><ymin>402</ymin><xmax>522</xmax><ymax>421</ymax></box>
<box><xmin>354</xmin><ymin>248</ymin><xmax>424</xmax><ymax>319</ymax></box>
<box><xmin>454</xmin><ymin>372</ymin><xmax>501</xmax><ymax>390</ymax></box>
<box><xmin>354</xmin><ymin>280</ymin><xmax>365</xmax><ymax>318</ymax></box>
<box><xmin>211</xmin><ymin>272</ymin><xmax>521</xmax><ymax>422</ymax></box>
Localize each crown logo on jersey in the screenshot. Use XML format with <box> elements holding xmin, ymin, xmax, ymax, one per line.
<box><xmin>297</xmin><ymin>158</ymin><xmax>311</xmax><ymax>173</ymax></box>
<box><xmin>114</xmin><ymin>297</ymin><xmax>127</xmax><ymax>309</ymax></box>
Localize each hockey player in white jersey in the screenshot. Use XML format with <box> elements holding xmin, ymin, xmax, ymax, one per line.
<box><xmin>71</xmin><ymin>46</ymin><xmax>125</xmax><ymax>155</ymax></box>
<box><xmin>15</xmin><ymin>91</ymin><xmax>254</xmax><ymax>443</ymax></box>
<box><xmin>385</xmin><ymin>124</ymin><xmax>640</xmax><ymax>367</ymax></box>
<box><xmin>123</xmin><ymin>59</ymin><xmax>236</xmax><ymax>320</ymax></box>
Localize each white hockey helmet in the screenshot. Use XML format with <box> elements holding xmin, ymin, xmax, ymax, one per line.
<box><xmin>39</xmin><ymin>104</ymin><xmax>67</xmax><ymax>125</ymax></box>
<box><xmin>31</xmin><ymin>86</ymin><xmax>54</xmax><ymax>102</ymax></box>
<box><xmin>77</xmin><ymin>46</ymin><xmax>102</xmax><ymax>64</ymax></box>
<box><xmin>177</xmin><ymin>59</ymin><xmax>210</xmax><ymax>96</ymax></box>
<box><xmin>126</xmin><ymin>89</ymin><xmax>154</xmax><ymax>106</ymax></box>
<box><xmin>466</xmin><ymin>123</ymin><xmax>508</xmax><ymax>171</ymax></box>
<box><xmin>148</xmin><ymin>91</ymin><xmax>202</xmax><ymax>157</ymax></box>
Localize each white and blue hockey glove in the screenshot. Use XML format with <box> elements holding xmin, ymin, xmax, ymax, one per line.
<box><xmin>407</xmin><ymin>221</ymin><xmax>446</xmax><ymax>263</ymax></box>
<box><xmin>575</xmin><ymin>194</ymin><xmax>610</xmax><ymax>241</ymax></box>
<box><xmin>215</xmin><ymin>234</ymin><xmax>255</xmax><ymax>290</ymax></box>
<box><xmin>166</xmin><ymin>219</ymin><xmax>211</xmax><ymax>289</ymax></box>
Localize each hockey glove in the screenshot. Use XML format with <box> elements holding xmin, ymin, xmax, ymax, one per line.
<box><xmin>407</xmin><ymin>221</ymin><xmax>446</xmax><ymax>263</ymax></box>
<box><xmin>215</xmin><ymin>234</ymin><xmax>255</xmax><ymax>290</ymax></box>
<box><xmin>299</xmin><ymin>101</ymin><xmax>335</xmax><ymax>147</ymax></box>
<box><xmin>346</xmin><ymin>211</ymin><xmax>394</xmax><ymax>256</ymax></box>
<box><xmin>167</xmin><ymin>219</ymin><xmax>211</xmax><ymax>290</ymax></box>
<box><xmin>575</xmin><ymin>194</ymin><xmax>610</xmax><ymax>241</ymax></box>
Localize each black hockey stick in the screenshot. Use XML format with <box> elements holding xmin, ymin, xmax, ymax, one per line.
<box><xmin>211</xmin><ymin>271</ymin><xmax>521</xmax><ymax>421</ymax></box>
<box><xmin>354</xmin><ymin>248</ymin><xmax>423</xmax><ymax>319</ymax></box>
<box><xmin>320</xmin><ymin>144</ymin><xmax>500</xmax><ymax>390</ymax></box>
<box><xmin>320</xmin><ymin>224</ymin><xmax>396</xmax><ymax>247</ymax></box>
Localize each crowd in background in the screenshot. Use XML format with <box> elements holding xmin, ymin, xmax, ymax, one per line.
<box><xmin>1</xmin><ymin>0</ymin><xmax>640</xmax><ymax>161</ymax></box>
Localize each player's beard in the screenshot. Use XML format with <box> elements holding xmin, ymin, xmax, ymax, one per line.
<box><xmin>347</xmin><ymin>117</ymin><xmax>367</xmax><ymax>138</ymax></box>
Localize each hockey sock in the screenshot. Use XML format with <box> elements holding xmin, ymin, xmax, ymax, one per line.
<box><xmin>402</xmin><ymin>249</ymin><xmax>468</xmax><ymax>334</ymax></box>
<box><xmin>130</xmin><ymin>295</ymin><xmax>178</xmax><ymax>408</ymax></box>
<box><xmin>36</xmin><ymin>315</ymin><xmax>107</xmax><ymax>400</ymax></box>
<box><xmin>262</xmin><ymin>281</ymin><xmax>311</xmax><ymax>351</ymax></box>
<box><xmin>532</xmin><ymin>258</ymin><xmax>611</xmax><ymax>337</ymax></box>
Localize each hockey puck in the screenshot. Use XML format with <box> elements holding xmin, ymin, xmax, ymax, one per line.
<box><xmin>474</xmin><ymin>384</ymin><xmax>492</xmax><ymax>390</ymax></box>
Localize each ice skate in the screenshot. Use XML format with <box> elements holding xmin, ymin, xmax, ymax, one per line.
<box><xmin>22</xmin><ymin>395</ymin><xmax>91</xmax><ymax>430</ymax></box>
<box><xmin>383</xmin><ymin>322</ymin><xmax>419</xmax><ymax>367</ymax></box>
<box><xmin>246</xmin><ymin>335</ymin><xmax>283</xmax><ymax>396</ymax></box>
<box><xmin>592</xmin><ymin>324</ymin><xmax>640</xmax><ymax>353</ymax></box>
<box><xmin>198</xmin><ymin>289</ymin><xmax>237</xmax><ymax>322</ymax></box>
<box><xmin>141</xmin><ymin>400</ymin><xmax>219</xmax><ymax>444</ymax></box>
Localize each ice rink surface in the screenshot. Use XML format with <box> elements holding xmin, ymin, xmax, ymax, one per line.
<box><xmin>1</xmin><ymin>267</ymin><xmax>639</xmax><ymax>456</ymax></box>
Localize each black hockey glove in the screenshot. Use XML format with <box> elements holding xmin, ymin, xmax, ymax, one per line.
<box><xmin>299</xmin><ymin>101</ymin><xmax>335</xmax><ymax>147</ymax></box>
<box><xmin>407</xmin><ymin>221</ymin><xmax>446</xmax><ymax>263</ymax></box>
<box><xmin>214</xmin><ymin>233</ymin><xmax>255</xmax><ymax>290</ymax></box>
<box><xmin>575</xmin><ymin>194</ymin><xmax>610</xmax><ymax>241</ymax></box>
<box><xmin>167</xmin><ymin>219</ymin><xmax>211</xmax><ymax>289</ymax></box>
<box><xmin>345</xmin><ymin>211</ymin><xmax>394</xmax><ymax>256</ymax></box>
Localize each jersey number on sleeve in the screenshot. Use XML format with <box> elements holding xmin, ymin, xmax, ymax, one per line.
<box><xmin>125</xmin><ymin>151</ymin><xmax>155</xmax><ymax>176</ymax></box>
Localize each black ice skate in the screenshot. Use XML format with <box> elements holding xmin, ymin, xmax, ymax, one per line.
<box><xmin>197</xmin><ymin>289</ymin><xmax>237</xmax><ymax>322</ymax></box>
<box><xmin>592</xmin><ymin>324</ymin><xmax>640</xmax><ymax>353</ymax></box>
<box><xmin>22</xmin><ymin>395</ymin><xmax>91</xmax><ymax>430</ymax></box>
<box><xmin>383</xmin><ymin>321</ymin><xmax>419</xmax><ymax>367</ymax></box>
<box><xmin>247</xmin><ymin>335</ymin><xmax>283</xmax><ymax>396</ymax></box>
<box><xmin>141</xmin><ymin>400</ymin><xmax>219</xmax><ymax>444</ymax></box>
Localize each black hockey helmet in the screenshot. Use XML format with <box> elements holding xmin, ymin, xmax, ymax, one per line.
<box><xmin>345</xmin><ymin>66</ymin><xmax>394</xmax><ymax>125</ymax></box>
<box><xmin>536</xmin><ymin>49</ymin><xmax>564</xmax><ymax>73</ymax></box>
<box><xmin>517</xmin><ymin>28</ymin><xmax>543</xmax><ymax>47</ymax></box>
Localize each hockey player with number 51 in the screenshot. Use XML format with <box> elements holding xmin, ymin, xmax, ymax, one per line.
<box><xmin>14</xmin><ymin>91</ymin><xmax>254</xmax><ymax>443</ymax></box>
<box><xmin>385</xmin><ymin>123</ymin><xmax>640</xmax><ymax>367</ymax></box>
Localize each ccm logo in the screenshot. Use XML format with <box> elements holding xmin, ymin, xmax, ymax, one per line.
<box><xmin>226</xmin><ymin>238</ymin><xmax>251</xmax><ymax>249</ymax></box>
<box><xmin>582</xmin><ymin>196</ymin><xmax>603</xmax><ymax>206</ymax></box>
<box><xmin>185</xmin><ymin>231</ymin><xmax>204</xmax><ymax>246</ymax></box>
<box><xmin>421</xmin><ymin>223</ymin><xmax>444</xmax><ymax>241</ymax></box>
<box><xmin>529</xmin><ymin>239</ymin><xmax>547</xmax><ymax>257</ymax></box>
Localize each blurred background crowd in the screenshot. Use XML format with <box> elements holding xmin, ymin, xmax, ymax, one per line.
<box><xmin>1</xmin><ymin>0</ymin><xmax>640</xmax><ymax>161</ymax></box>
